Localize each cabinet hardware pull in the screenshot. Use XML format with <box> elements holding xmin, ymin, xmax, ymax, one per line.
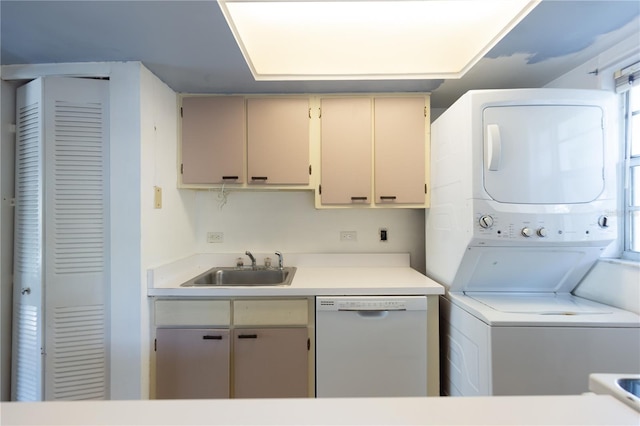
<box><xmin>222</xmin><ymin>176</ymin><xmax>239</xmax><ymax>180</ymax></box>
<box><xmin>251</xmin><ymin>176</ymin><xmax>268</xmax><ymax>181</ymax></box>
<box><xmin>380</xmin><ymin>196</ymin><xmax>397</xmax><ymax>201</ymax></box>
<box><xmin>202</xmin><ymin>335</ymin><xmax>223</xmax><ymax>340</ymax></box>
<box><xmin>350</xmin><ymin>196</ymin><xmax>367</xmax><ymax>201</ymax></box>
<box><xmin>238</xmin><ymin>334</ymin><xmax>258</xmax><ymax>339</ymax></box>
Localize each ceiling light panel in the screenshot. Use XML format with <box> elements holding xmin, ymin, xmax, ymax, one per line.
<box><xmin>218</xmin><ymin>0</ymin><xmax>540</xmax><ymax>80</ymax></box>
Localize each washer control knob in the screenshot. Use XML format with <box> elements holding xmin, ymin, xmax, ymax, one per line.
<box><xmin>597</xmin><ymin>215</ymin><xmax>609</xmax><ymax>228</ymax></box>
<box><xmin>521</xmin><ymin>227</ymin><xmax>533</xmax><ymax>237</ymax></box>
<box><xmin>479</xmin><ymin>215</ymin><xmax>494</xmax><ymax>229</ymax></box>
<box><xmin>536</xmin><ymin>227</ymin><xmax>548</xmax><ymax>237</ymax></box>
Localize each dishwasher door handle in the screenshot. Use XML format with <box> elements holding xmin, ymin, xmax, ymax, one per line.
<box><xmin>335</xmin><ymin>309</ymin><xmax>402</xmax><ymax>318</ymax></box>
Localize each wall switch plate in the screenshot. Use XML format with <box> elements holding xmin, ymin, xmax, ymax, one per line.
<box><xmin>340</xmin><ymin>231</ymin><xmax>357</xmax><ymax>242</ymax></box>
<box><xmin>154</xmin><ymin>186</ymin><xmax>162</xmax><ymax>209</ymax></box>
<box><xmin>207</xmin><ymin>232</ymin><xmax>224</xmax><ymax>243</ymax></box>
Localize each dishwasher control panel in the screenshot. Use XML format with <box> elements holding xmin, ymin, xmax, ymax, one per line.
<box><xmin>316</xmin><ymin>296</ymin><xmax>427</xmax><ymax>312</ymax></box>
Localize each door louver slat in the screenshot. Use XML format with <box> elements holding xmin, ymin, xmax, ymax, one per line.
<box><xmin>53</xmin><ymin>100</ymin><xmax>105</xmax><ymax>275</ymax></box>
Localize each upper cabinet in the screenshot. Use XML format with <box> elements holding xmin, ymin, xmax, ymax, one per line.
<box><xmin>180</xmin><ymin>96</ymin><xmax>311</xmax><ymax>188</ymax></box>
<box><xmin>246</xmin><ymin>98</ymin><xmax>311</xmax><ymax>185</ymax></box>
<box><xmin>181</xmin><ymin>96</ymin><xmax>245</xmax><ymax>184</ymax></box>
<box><xmin>178</xmin><ymin>93</ymin><xmax>430</xmax><ymax>208</ymax></box>
<box><xmin>374</xmin><ymin>97</ymin><xmax>427</xmax><ymax>205</ymax></box>
<box><xmin>320</xmin><ymin>97</ymin><xmax>372</xmax><ymax>205</ymax></box>
<box><xmin>317</xmin><ymin>95</ymin><xmax>429</xmax><ymax>208</ymax></box>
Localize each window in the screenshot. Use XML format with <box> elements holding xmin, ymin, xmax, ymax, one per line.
<box><xmin>624</xmin><ymin>84</ymin><xmax>640</xmax><ymax>259</ymax></box>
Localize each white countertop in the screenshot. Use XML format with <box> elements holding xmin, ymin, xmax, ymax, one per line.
<box><xmin>2</xmin><ymin>394</ymin><xmax>638</xmax><ymax>425</ymax></box>
<box><xmin>148</xmin><ymin>253</ymin><xmax>444</xmax><ymax>297</ymax></box>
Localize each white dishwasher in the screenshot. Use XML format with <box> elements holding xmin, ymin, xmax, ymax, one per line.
<box><xmin>315</xmin><ymin>296</ymin><xmax>428</xmax><ymax>397</ymax></box>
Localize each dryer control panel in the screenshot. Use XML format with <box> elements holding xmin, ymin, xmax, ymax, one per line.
<box><xmin>472</xmin><ymin>209</ymin><xmax>616</xmax><ymax>245</ymax></box>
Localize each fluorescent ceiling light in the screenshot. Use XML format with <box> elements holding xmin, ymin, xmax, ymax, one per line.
<box><xmin>218</xmin><ymin>0</ymin><xmax>540</xmax><ymax>81</ymax></box>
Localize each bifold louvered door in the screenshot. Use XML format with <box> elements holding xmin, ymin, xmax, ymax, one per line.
<box><xmin>12</xmin><ymin>76</ymin><xmax>109</xmax><ymax>401</ymax></box>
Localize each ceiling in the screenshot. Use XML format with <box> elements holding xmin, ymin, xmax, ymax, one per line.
<box><xmin>1</xmin><ymin>0</ymin><xmax>639</xmax><ymax>109</ymax></box>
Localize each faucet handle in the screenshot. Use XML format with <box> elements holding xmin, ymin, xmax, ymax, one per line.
<box><xmin>275</xmin><ymin>251</ymin><xmax>283</xmax><ymax>269</ymax></box>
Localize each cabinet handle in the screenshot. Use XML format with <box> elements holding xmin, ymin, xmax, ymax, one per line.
<box><xmin>250</xmin><ymin>176</ymin><xmax>268</xmax><ymax>181</ymax></box>
<box><xmin>202</xmin><ymin>335</ymin><xmax>223</xmax><ymax>340</ymax></box>
<box><xmin>221</xmin><ymin>175</ymin><xmax>239</xmax><ymax>181</ymax></box>
<box><xmin>238</xmin><ymin>334</ymin><xmax>258</xmax><ymax>339</ymax></box>
<box><xmin>350</xmin><ymin>196</ymin><xmax>368</xmax><ymax>202</ymax></box>
<box><xmin>379</xmin><ymin>196</ymin><xmax>397</xmax><ymax>201</ymax></box>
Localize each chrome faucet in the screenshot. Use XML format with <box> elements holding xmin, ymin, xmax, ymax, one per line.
<box><xmin>275</xmin><ymin>251</ymin><xmax>284</xmax><ymax>270</ymax></box>
<box><xmin>245</xmin><ymin>251</ymin><xmax>256</xmax><ymax>269</ymax></box>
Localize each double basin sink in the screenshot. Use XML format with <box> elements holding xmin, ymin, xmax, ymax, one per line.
<box><xmin>181</xmin><ymin>266</ymin><xmax>296</xmax><ymax>287</ymax></box>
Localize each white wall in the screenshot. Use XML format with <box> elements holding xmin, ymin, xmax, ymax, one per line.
<box><xmin>139</xmin><ymin>66</ymin><xmax>197</xmax><ymax>397</ymax></box>
<box><xmin>108</xmin><ymin>62</ymin><xmax>145</xmax><ymax>400</ymax></box>
<box><xmin>194</xmin><ymin>191</ymin><xmax>425</xmax><ymax>272</ymax></box>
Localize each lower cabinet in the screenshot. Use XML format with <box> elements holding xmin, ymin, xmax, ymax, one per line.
<box><xmin>153</xmin><ymin>298</ymin><xmax>311</xmax><ymax>399</ymax></box>
<box><xmin>233</xmin><ymin>327</ymin><xmax>308</xmax><ymax>398</ymax></box>
<box><xmin>156</xmin><ymin>328</ymin><xmax>230</xmax><ymax>399</ymax></box>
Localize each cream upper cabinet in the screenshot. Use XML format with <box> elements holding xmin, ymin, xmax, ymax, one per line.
<box><xmin>181</xmin><ymin>96</ymin><xmax>245</xmax><ymax>184</ymax></box>
<box><xmin>246</xmin><ymin>97</ymin><xmax>310</xmax><ymax>185</ymax></box>
<box><xmin>320</xmin><ymin>97</ymin><xmax>372</xmax><ymax>205</ymax></box>
<box><xmin>318</xmin><ymin>95</ymin><xmax>429</xmax><ymax>207</ymax></box>
<box><xmin>374</xmin><ymin>96</ymin><xmax>428</xmax><ymax>205</ymax></box>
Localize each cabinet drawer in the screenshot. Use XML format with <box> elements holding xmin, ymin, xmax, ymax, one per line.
<box><xmin>155</xmin><ymin>300</ymin><xmax>231</xmax><ymax>326</ymax></box>
<box><xmin>233</xmin><ymin>299</ymin><xmax>308</xmax><ymax>326</ymax></box>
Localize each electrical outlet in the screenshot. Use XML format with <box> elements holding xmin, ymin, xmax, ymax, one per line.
<box><xmin>340</xmin><ymin>231</ymin><xmax>357</xmax><ymax>242</ymax></box>
<box><xmin>380</xmin><ymin>228</ymin><xmax>388</xmax><ymax>242</ymax></box>
<box><xmin>207</xmin><ymin>232</ymin><xmax>224</xmax><ymax>243</ymax></box>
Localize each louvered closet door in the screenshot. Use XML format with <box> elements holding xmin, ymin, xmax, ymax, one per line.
<box><xmin>12</xmin><ymin>78</ymin><xmax>45</xmax><ymax>401</ymax></box>
<box><xmin>43</xmin><ymin>77</ymin><xmax>109</xmax><ymax>400</ymax></box>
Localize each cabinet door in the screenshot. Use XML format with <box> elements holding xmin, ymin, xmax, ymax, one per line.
<box><xmin>246</xmin><ymin>98</ymin><xmax>310</xmax><ymax>185</ymax></box>
<box><xmin>374</xmin><ymin>97</ymin><xmax>426</xmax><ymax>204</ymax></box>
<box><xmin>156</xmin><ymin>328</ymin><xmax>230</xmax><ymax>399</ymax></box>
<box><xmin>233</xmin><ymin>328</ymin><xmax>308</xmax><ymax>398</ymax></box>
<box><xmin>320</xmin><ymin>97</ymin><xmax>372</xmax><ymax>204</ymax></box>
<box><xmin>181</xmin><ymin>96</ymin><xmax>245</xmax><ymax>184</ymax></box>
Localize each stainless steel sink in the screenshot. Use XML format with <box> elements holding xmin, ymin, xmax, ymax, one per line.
<box><xmin>181</xmin><ymin>266</ymin><xmax>296</xmax><ymax>287</ymax></box>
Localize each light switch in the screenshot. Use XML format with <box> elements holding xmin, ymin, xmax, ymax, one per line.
<box><xmin>154</xmin><ymin>186</ymin><xmax>162</xmax><ymax>209</ymax></box>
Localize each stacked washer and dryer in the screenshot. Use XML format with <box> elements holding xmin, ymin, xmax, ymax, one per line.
<box><xmin>426</xmin><ymin>89</ymin><xmax>640</xmax><ymax>396</ymax></box>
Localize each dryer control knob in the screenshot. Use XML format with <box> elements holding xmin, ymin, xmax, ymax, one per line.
<box><xmin>479</xmin><ymin>215</ymin><xmax>494</xmax><ymax>229</ymax></box>
<box><xmin>521</xmin><ymin>227</ymin><xmax>533</xmax><ymax>237</ymax></box>
<box><xmin>537</xmin><ymin>227</ymin><xmax>548</xmax><ymax>237</ymax></box>
<box><xmin>597</xmin><ymin>215</ymin><xmax>609</xmax><ymax>228</ymax></box>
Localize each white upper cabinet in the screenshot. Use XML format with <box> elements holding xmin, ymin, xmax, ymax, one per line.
<box><xmin>320</xmin><ymin>97</ymin><xmax>372</xmax><ymax>205</ymax></box>
<box><xmin>246</xmin><ymin>97</ymin><xmax>311</xmax><ymax>185</ymax></box>
<box><xmin>374</xmin><ymin>96</ymin><xmax>428</xmax><ymax>205</ymax></box>
<box><xmin>181</xmin><ymin>96</ymin><xmax>245</xmax><ymax>184</ymax></box>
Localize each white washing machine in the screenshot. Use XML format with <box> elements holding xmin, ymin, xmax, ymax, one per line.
<box><xmin>441</xmin><ymin>293</ymin><xmax>640</xmax><ymax>396</ymax></box>
<box><xmin>426</xmin><ymin>89</ymin><xmax>640</xmax><ymax>396</ymax></box>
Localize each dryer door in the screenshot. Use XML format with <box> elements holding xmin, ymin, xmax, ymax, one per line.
<box><xmin>482</xmin><ymin>104</ymin><xmax>605</xmax><ymax>204</ymax></box>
